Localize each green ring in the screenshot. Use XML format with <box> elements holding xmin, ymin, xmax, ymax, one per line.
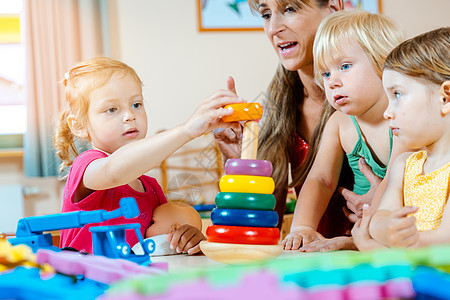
<box><xmin>215</xmin><ymin>192</ymin><xmax>276</xmax><ymax>210</ymax></box>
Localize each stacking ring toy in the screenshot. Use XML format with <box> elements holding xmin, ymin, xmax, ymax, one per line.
<box><xmin>199</xmin><ymin>241</ymin><xmax>283</xmax><ymax>265</ymax></box>
<box><xmin>215</xmin><ymin>192</ymin><xmax>276</xmax><ymax>210</ymax></box>
<box><xmin>211</xmin><ymin>208</ymin><xmax>278</xmax><ymax>228</ymax></box>
<box><xmin>222</xmin><ymin>103</ymin><xmax>263</xmax><ymax>123</ymax></box>
<box><xmin>219</xmin><ymin>175</ymin><xmax>275</xmax><ymax>194</ymax></box>
<box><xmin>225</xmin><ymin>159</ymin><xmax>273</xmax><ymax>177</ymax></box>
<box><xmin>206</xmin><ymin>225</ymin><xmax>280</xmax><ymax>245</ymax></box>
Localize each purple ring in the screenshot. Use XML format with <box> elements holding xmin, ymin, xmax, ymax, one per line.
<box><xmin>225</xmin><ymin>159</ymin><xmax>273</xmax><ymax>177</ymax></box>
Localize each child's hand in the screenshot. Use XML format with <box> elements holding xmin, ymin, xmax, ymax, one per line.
<box><xmin>213</xmin><ymin>126</ymin><xmax>242</xmax><ymax>161</ymax></box>
<box><xmin>339</xmin><ymin>158</ymin><xmax>382</xmax><ymax>219</ymax></box>
<box><xmin>182</xmin><ymin>89</ymin><xmax>244</xmax><ymax>139</ymax></box>
<box><xmin>166</xmin><ymin>224</ymin><xmax>206</xmax><ymax>255</ymax></box>
<box><xmin>282</xmin><ymin>225</ymin><xmax>324</xmax><ymax>250</ymax></box>
<box><xmin>384</xmin><ymin>206</ymin><xmax>419</xmax><ymax>248</ymax></box>
<box><xmin>352</xmin><ymin>204</ymin><xmax>384</xmax><ymax>251</ymax></box>
<box><xmin>213</xmin><ymin>76</ymin><xmax>243</xmax><ymax>161</ymax></box>
<box><xmin>299</xmin><ymin>236</ymin><xmax>356</xmax><ymax>252</ymax></box>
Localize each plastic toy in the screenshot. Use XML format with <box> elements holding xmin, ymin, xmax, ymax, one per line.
<box><xmin>193</xmin><ymin>204</ymin><xmax>216</xmax><ymax>212</ymax></box>
<box><xmin>103</xmin><ymin>253</ymin><xmax>418</xmax><ymax>299</ymax></box>
<box><xmin>413</xmin><ymin>266</ymin><xmax>450</xmax><ymax>299</ymax></box>
<box><xmin>215</xmin><ymin>192</ymin><xmax>276</xmax><ymax>210</ymax></box>
<box><xmin>210</xmin><ymin>208</ymin><xmax>278</xmax><ymax>227</ymax></box>
<box><xmin>104</xmin><ymin>271</ymin><xmax>301</xmax><ymax>300</ymax></box>
<box><xmin>9</xmin><ymin>197</ymin><xmax>140</xmax><ymax>252</ymax></box>
<box><xmin>0</xmin><ymin>235</ymin><xmax>53</xmax><ymax>273</ymax></box>
<box><xmin>132</xmin><ymin>234</ymin><xmax>178</xmax><ymax>257</ymax></box>
<box><xmin>224</xmin><ymin>159</ymin><xmax>273</xmax><ymax>176</ymax></box>
<box><xmin>9</xmin><ymin>197</ymin><xmax>156</xmax><ymax>265</ymax></box>
<box><xmin>219</xmin><ymin>174</ymin><xmax>275</xmax><ymax>194</ymax></box>
<box><xmin>0</xmin><ymin>266</ymin><xmax>105</xmax><ymax>300</ymax></box>
<box><xmin>200</xmin><ymin>102</ymin><xmax>283</xmax><ymax>264</ymax></box>
<box><xmin>206</xmin><ymin>225</ymin><xmax>280</xmax><ymax>245</ymax></box>
<box><xmin>104</xmin><ymin>244</ymin><xmax>450</xmax><ymax>298</ymax></box>
<box><xmin>90</xmin><ymin>223</ymin><xmax>155</xmax><ymax>265</ymax></box>
<box><xmin>36</xmin><ymin>249</ymin><xmax>165</xmax><ymax>285</ymax></box>
<box><xmin>221</xmin><ymin>102</ymin><xmax>263</xmax><ymax>123</ymax></box>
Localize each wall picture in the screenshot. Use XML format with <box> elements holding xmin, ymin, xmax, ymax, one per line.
<box><xmin>343</xmin><ymin>0</ymin><xmax>382</xmax><ymax>13</ymax></box>
<box><xmin>198</xmin><ymin>0</ymin><xmax>263</xmax><ymax>32</ymax></box>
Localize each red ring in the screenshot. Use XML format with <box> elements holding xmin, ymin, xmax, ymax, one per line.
<box><xmin>206</xmin><ymin>225</ymin><xmax>280</xmax><ymax>245</ymax></box>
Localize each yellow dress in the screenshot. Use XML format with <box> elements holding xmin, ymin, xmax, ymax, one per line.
<box><xmin>403</xmin><ymin>151</ymin><xmax>450</xmax><ymax>231</ymax></box>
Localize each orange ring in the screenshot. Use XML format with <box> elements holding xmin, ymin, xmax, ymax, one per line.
<box><xmin>222</xmin><ymin>103</ymin><xmax>263</xmax><ymax>122</ymax></box>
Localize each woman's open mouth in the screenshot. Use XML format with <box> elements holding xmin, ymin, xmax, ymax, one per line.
<box><xmin>278</xmin><ymin>42</ymin><xmax>298</xmax><ymax>56</ymax></box>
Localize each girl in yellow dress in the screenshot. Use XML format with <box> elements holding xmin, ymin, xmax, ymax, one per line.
<box><xmin>353</xmin><ymin>27</ymin><xmax>450</xmax><ymax>249</ymax></box>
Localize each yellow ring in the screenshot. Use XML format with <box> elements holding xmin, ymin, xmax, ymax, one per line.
<box><xmin>219</xmin><ymin>175</ymin><xmax>275</xmax><ymax>194</ymax></box>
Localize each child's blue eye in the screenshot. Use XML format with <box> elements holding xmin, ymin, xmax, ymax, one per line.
<box><xmin>132</xmin><ymin>102</ymin><xmax>143</xmax><ymax>109</ymax></box>
<box><xmin>322</xmin><ymin>71</ymin><xmax>331</xmax><ymax>79</ymax></box>
<box><xmin>341</xmin><ymin>64</ymin><xmax>351</xmax><ymax>71</ymax></box>
<box><xmin>106</xmin><ymin>107</ymin><xmax>117</xmax><ymax>113</ymax></box>
<box><xmin>394</xmin><ymin>91</ymin><xmax>402</xmax><ymax>100</ymax></box>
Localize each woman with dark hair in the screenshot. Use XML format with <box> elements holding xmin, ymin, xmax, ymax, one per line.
<box><xmin>214</xmin><ymin>0</ymin><xmax>381</xmax><ymax>249</ymax></box>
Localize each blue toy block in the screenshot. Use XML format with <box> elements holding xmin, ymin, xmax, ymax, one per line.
<box><xmin>413</xmin><ymin>266</ymin><xmax>450</xmax><ymax>299</ymax></box>
<box><xmin>0</xmin><ymin>266</ymin><xmax>105</xmax><ymax>300</ymax></box>
<box><xmin>210</xmin><ymin>208</ymin><xmax>279</xmax><ymax>227</ymax></box>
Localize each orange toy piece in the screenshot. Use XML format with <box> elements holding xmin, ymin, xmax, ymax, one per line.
<box><xmin>222</xmin><ymin>103</ymin><xmax>263</xmax><ymax>123</ymax></box>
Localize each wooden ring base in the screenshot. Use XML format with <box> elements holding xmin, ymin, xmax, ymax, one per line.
<box><xmin>200</xmin><ymin>241</ymin><xmax>282</xmax><ymax>264</ymax></box>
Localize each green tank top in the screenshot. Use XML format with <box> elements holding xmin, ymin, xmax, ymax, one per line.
<box><xmin>346</xmin><ymin>116</ymin><xmax>393</xmax><ymax>195</ymax></box>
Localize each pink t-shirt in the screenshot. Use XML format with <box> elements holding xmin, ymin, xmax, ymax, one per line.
<box><xmin>60</xmin><ymin>150</ymin><xmax>167</xmax><ymax>253</ymax></box>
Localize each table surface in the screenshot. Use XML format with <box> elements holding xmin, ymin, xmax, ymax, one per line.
<box><xmin>151</xmin><ymin>250</ymin><xmax>304</xmax><ymax>273</ymax></box>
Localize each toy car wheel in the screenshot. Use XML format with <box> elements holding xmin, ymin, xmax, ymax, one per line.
<box><xmin>117</xmin><ymin>243</ymin><xmax>131</xmax><ymax>258</ymax></box>
<box><xmin>143</xmin><ymin>239</ymin><xmax>156</xmax><ymax>255</ymax></box>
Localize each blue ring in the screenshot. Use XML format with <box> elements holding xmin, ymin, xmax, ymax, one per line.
<box><xmin>210</xmin><ymin>208</ymin><xmax>279</xmax><ymax>227</ymax></box>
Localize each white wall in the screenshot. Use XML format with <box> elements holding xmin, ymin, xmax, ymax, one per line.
<box><xmin>382</xmin><ymin>0</ymin><xmax>450</xmax><ymax>38</ymax></box>
<box><xmin>112</xmin><ymin>0</ymin><xmax>278</xmax><ymax>135</ymax></box>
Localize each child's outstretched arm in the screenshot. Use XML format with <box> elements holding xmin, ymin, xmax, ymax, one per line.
<box><xmin>283</xmin><ymin>112</ymin><xmax>345</xmax><ymax>250</ymax></box>
<box><xmin>82</xmin><ymin>90</ymin><xmax>243</xmax><ymax>191</ymax></box>
<box><xmin>369</xmin><ymin>152</ymin><xmax>418</xmax><ymax>247</ymax></box>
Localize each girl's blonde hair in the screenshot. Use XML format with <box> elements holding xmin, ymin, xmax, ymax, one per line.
<box><xmin>53</xmin><ymin>57</ymin><xmax>142</xmax><ymax>176</ymax></box>
<box><xmin>384</xmin><ymin>27</ymin><xmax>450</xmax><ymax>85</ymax></box>
<box><xmin>313</xmin><ymin>10</ymin><xmax>403</xmax><ymax>89</ymax></box>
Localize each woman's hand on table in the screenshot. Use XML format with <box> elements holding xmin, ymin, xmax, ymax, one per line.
<box><xmin>299</xmin><ymin>236</ymin><xmax>357</xmax><ymax>252</ymax></box>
